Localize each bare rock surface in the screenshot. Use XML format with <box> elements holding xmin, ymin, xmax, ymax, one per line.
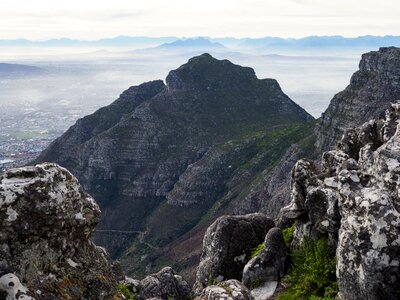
<box><xmin>138</xmin><ymin>267</ymin><xmax>191</xmax><ymax>300</ymax></box>
<box><xmin>195</xmin><ymin>279</ymin><xmax>252</xmax><ymax>300</ymax></box>
<box><xmin>0</xmin><ymin>163</ymin><xmax>120</xmax><ymax>299</ymax></box>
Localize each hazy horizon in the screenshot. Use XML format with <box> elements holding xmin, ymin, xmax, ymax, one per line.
<box><xmin>1</xmin><ymin>34</ymin><xmax>400</xmax><ymax>42</ymax></box>
<box><xmin>1</xmin><ymin>0</ymin><xmax>399</xmax><ymax>40</ymax></box>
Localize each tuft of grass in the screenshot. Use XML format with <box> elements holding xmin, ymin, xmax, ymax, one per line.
<box><xmin>282</xmin><ymin>224</ymin><xmax>295</xmax><ymax>248</ymax></box>
<box><xmin>277</xmin><ymin>237</ymin><xmax>337</xmax><ymax>300</ymax></box>
<box><xmin>207</xmin><ymin>275</ymin><xmax>218</xmax><ymax>286</ymax></box>
<box><xmin>251</xmin><ymin>242</ymin><xmax>265</xmax><ymax>258</ymax></box>
<box><xmin>116</xmin><ymin>283</ymin><xmax>137</xmax><ymax>300</ymax></box>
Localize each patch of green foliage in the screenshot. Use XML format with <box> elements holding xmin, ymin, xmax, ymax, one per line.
<box><xmin>251</xmin><ymin>242</ymin><xmax>265</xmax><ymax>258</ymax></box>
<box><xmin>277</xmin><ymin>237</ymin><xmax>337</xmax><ymax>300</ymax></box>
<box><xmin>116</xmin><ymin>283</ymin><xmax>137</xmax><ymax>300</ymax></box>
<box><xmin>207</xmin><ymin>275</ymin><xmax>218</xmax><ymax>286</ymax></box>
<box><xmin>282</xmin><ymin>224</ymin><xmax>295</xmax><ymax>248</ymax></box>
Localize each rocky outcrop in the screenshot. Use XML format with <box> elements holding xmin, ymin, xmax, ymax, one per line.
<box><xmin>194</xmin><ymin>213</ymin><xmax>274</xmax><ymax>292</ymax></box>
<box><xmin>280</xmin><ymin>103</ymin><xmax>400</xmax><ymax>300</ymax></box>
<box><xmin>242</xmin><ymin>228</ymin><xmax>286</xmax><ymax>289</ymax></box>
<box><xmin>195</xmin><ymin>280</ymin><xmax>252</xmax><ymax>300</ymax></box>
<box><xmin>0</xmin><ymin>163</ymin><xmax>121</xmax><ymax>299</ymax></box>
<box><xmin>316</xmin><ymin>47</ymin><xmax>400</xmax><ymax>153</ymax></box>
<box><xmin>138</xmin><ymin>267</ymin><xmax>191</xmax><ymax>300</ymax></box>
<box><xmin>35</xmin><ymin>53</ymin><xmax>313</xmax><ymax>278</ymax></box>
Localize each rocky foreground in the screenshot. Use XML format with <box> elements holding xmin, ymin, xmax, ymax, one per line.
<box><xmin>2</xmin><ymin>102</ymin><xmax>400</xmax><ymax>298</ymax></box>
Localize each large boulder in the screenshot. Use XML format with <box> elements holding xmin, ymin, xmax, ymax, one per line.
<box><xmin>138</xmin><ymin>267</ymin><xmax>191</xmax><ymax>300</ymax></box>
<box><xmin>195</xmin><ymin>213</ymin><xmax>274</xmax><ymax>292</ymax></box>
<box><xmin>195</xmin><ymin>279</ymin><xmax>252</xmax><ymax>300</ymax></box>
<box><xmin>0</xmin><ymin>163</ymin><xmax>121</xmax><ymax>299</ymax></box>
<box><xmin>242</xmin><ymin>228</ymin><xmax>286</xmax><ymax>290</ymax></box>
<box><xmin>279</xmin><ymin>103</ymin><xmax>400</xmax><ymax>299</ymax></box>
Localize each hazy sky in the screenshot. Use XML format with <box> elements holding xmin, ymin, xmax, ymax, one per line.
<box><xmin>1</xmin><ymin>0</ymin><xmax>399</xmax><ymax>40</ymax></box>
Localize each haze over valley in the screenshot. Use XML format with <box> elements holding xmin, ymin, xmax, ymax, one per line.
<box><xmin>1</xmin><ymin>36</ymin><xmax>380</xmax><ymax>170</ymax></box>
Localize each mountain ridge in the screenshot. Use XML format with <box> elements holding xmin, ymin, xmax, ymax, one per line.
<box><xmin>35</xmin><ymin>53</ymin><xmax>314</xmax><ymax>281</ymax></box>
<box><xmin>35</xmin><ymin>47</ymin><xmax>400</xmax><ymax>283</ymax></box>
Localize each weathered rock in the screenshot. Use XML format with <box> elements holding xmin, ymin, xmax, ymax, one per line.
<box><xmin>280</xmin><ymin>103</ymin><xmax>400</xmax><ymax>299</ymax></box>
<box><xmin>0</xmin><ymin>273</ymin><xmax>32</xmax><ymax>300</ymax></box>
<box><xmin>0</xmin><ymin>163</ymin><xmax>121</xmax><ymax>299</ymax></box>
<box><xmin>195</xmin><ymin>279</ymin><xmax>252</xmax><ymax>300</ymax></box>
<box><xmin>138</xmin><ymin>267</ymin><xmax>191</xmax><ymax>300</ymax></box>
<box><xmin>242</xmin><ymin>228</ymin><xmax>286</xmax><ymax>290</ymax></box>
<box><xmin>195</xmin><ymin>213</ymin><xmax>275</xmax><ymax>292</ymax></box>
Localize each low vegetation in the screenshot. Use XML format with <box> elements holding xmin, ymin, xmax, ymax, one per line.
<box><xmin>282</xmin><ymin>224</ymin><xmax>295</xmax><ymax>247</ymax></box>
<box><xmin>277</xmin><ymin>237</ymin><xmax>337</xmax><ymax>300</ymax></box>
<box><xmin>116</xmin><ymin>283</ymin><xmax>137</xmax><ymax>300</ymax></box>
<box><xmin>251</xmin><ymin>242</ymin><xmax>265</xmax><ymax>258</ymax></box>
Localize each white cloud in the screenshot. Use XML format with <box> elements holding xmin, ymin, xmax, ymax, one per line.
<box><xmin>0</xmin><ymin>0</ymin><xmax>399</xmax><ymax>39</ymax></box>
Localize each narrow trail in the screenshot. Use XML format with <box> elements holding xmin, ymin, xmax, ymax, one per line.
<box><xmin>95</xmin><ymin>229</ymin><xmax>159</xmax><ymax>250</ymax></box>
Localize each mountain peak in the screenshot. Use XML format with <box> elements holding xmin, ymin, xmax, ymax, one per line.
<box><xmin>166</xmin><ymin>53</ymin><xmax>257</xmax><ymax>91</ymax></box>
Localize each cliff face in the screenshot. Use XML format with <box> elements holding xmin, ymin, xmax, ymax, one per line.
<box><xmin>316</xmin><ymin>47</ymin><xmax>400</xmax><ymax>152</ymax></box>
<box><xmin>36</xmin><ymin>53</ymin><xmax>314</xmax><ymax>279</ymax></box>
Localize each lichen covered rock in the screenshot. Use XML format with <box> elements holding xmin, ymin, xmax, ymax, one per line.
<box><xmin>138</xmin><ymin>267</ymin><xmax>191</xmax><ymax>300</ymax></box>
<box><xmin>195</xmin><ymin>213</ymin><xmax>274</xmax><ymax>292</ymax></box>
<box><xmin>0</xmin><ymin>163</ymin><xmax>121</xmax><ymax>299</ymax></box>
<box><xmin>195</xmin><ymin>279</ymin><xmax>252</xmax><ymax>300</ymax></box>
<box><xmin>280</xmin><ymin>103</ymin><xmax>400</xmax><ymax>300</ymax></box>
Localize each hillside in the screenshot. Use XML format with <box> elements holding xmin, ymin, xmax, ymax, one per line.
<box><xmin>35</xmin><ymin>47</ymin><xmax>400</xmax><ymax>282</ymax></box>
<box><xmin>36</xmin><ymin>53</ymin><xmax>314</xmax><ymax>280</ymax></box>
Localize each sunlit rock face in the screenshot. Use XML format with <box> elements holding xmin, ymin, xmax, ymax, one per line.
<box><xmin>280</xmin><ymin>103</ymin><xmax>400</xmax><ymax>300</ymax></box>
<box><xmin>0</xmin><ymin>163</ymin><xmax>121</xmax><ymax>300</ymax></box>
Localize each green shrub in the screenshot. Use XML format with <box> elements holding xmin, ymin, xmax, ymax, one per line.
<box><xmin>282</xmin><ymin>224</ymin><xmax>295</xmax><ymax>248</ymax></box>
<box><xmin>116</xmin><ymin>283</ymin><xmax>137</xmax><ymax>300</ymax></box>
<box><xmin>251</xmin><ymin>242</ymin><xmax>265</xmax><ymax>258</ymax></box>
<box><xmin>277</xmin><ymin>237</ymin><xmax>337</xmax><ymax>300</ymax></box>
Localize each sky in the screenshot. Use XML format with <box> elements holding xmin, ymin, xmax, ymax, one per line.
<box><xmin>0</xmin><ymin>0</ymin><xmax>399</xmax><ymax>40</ymax></box>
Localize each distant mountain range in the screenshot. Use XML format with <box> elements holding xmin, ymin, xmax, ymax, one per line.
<box><xmin>132</xmin><ymin>37</ymin><xmax>228</xmax><ymax>55</ymax></box>
<box><xmin>155</xmin><ymin>37</ymin><xmax>225</xmax><ymax>50</ymax></box>
<box><xmin>0</xmin><ymin>63</ymin><xmax>43</xmax><ymax>75</ymax></box>
<box><xmin>1</xmin><ymin>35</ymin><xmax>400</xmax><ymax>51</ymax></box>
